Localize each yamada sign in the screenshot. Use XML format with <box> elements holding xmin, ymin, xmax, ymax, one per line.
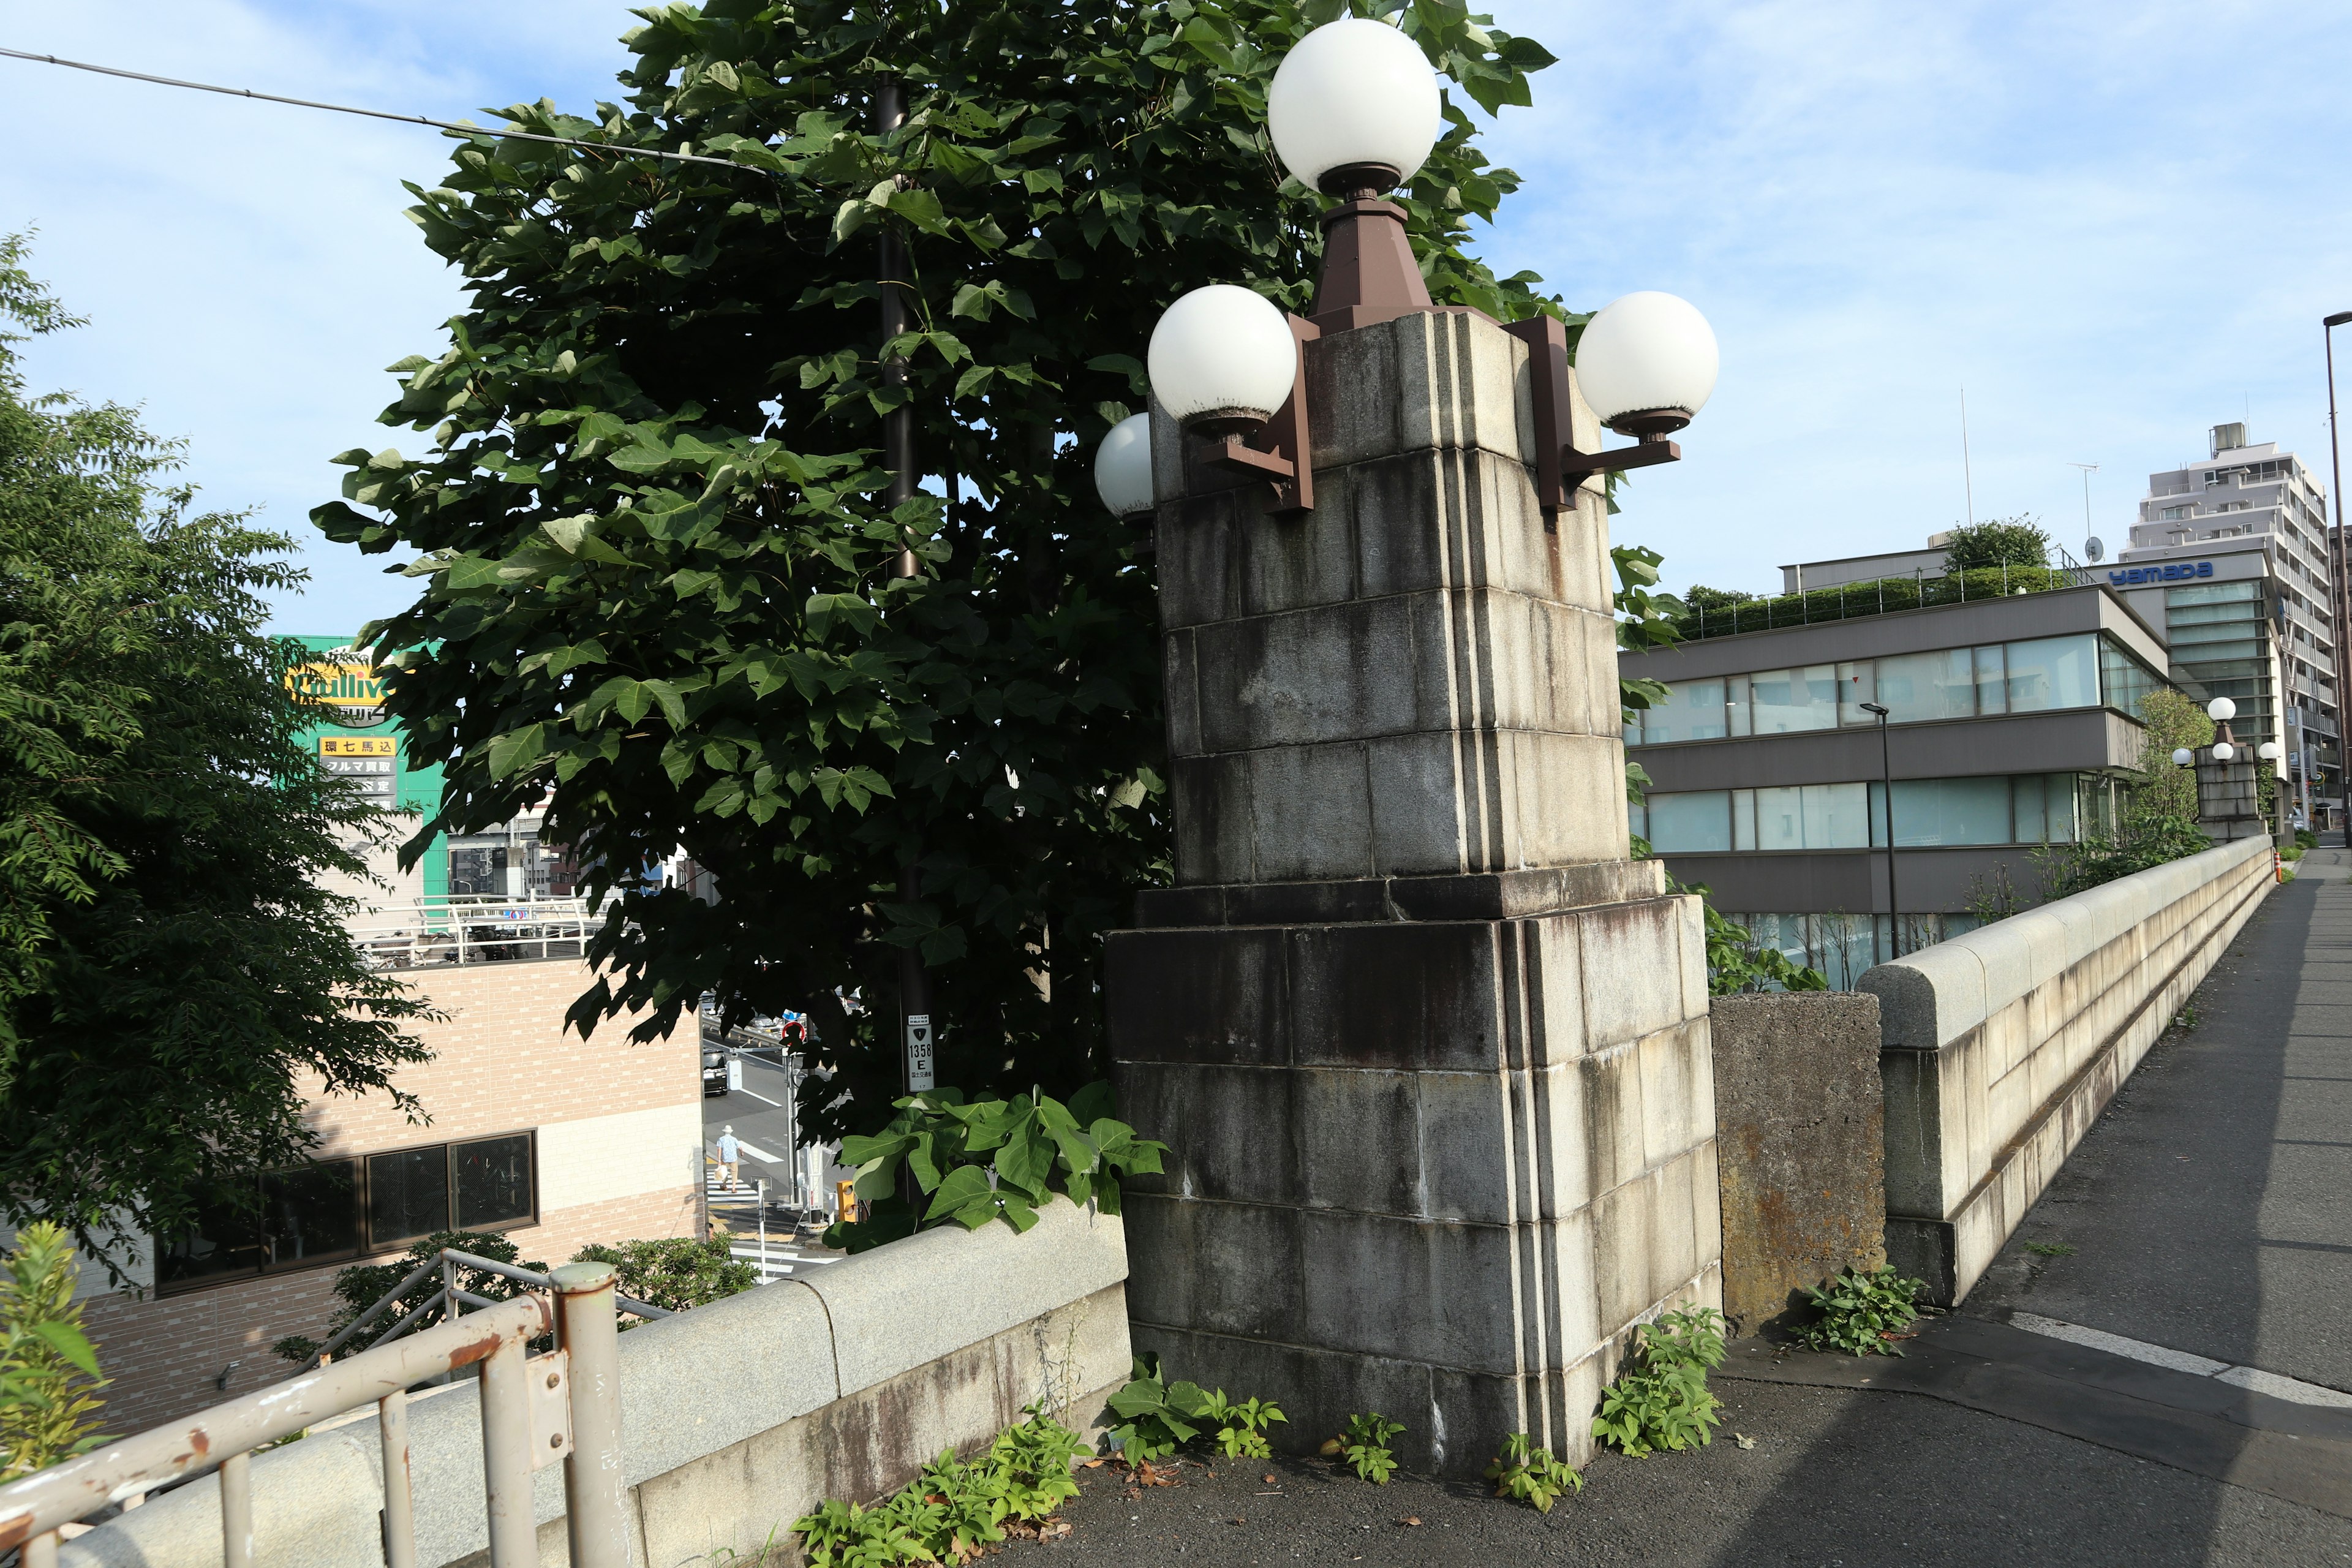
<box><xmin>288</xmin><ymin>648</ymin><xmax>388</xmax><ymax>727</ymax></box>
<box><xmin>2109</xmin><ymin>561</ymin><xmax>2215</xmax><ymax>586</ymax></box>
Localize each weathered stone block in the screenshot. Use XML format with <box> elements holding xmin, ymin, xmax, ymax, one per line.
<box><xmin>1708</xmin><ymin>992</ymin><xmax>1888</xmax><ymax>1334</ymax></box>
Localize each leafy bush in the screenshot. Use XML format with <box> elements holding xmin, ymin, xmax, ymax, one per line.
<box><xmin>824</xmin><ymin>1082</ymin><xmax>1164</xmax><ymax>1254</ymax></box>
<box><xmin>273</xmin><ymin>1231</ymin><xmax>547</xmax><ymax>1363</ymax></box>
<box><xmin>1203</xmin><ymin>1390</ymin><xmax>1287</xmax><ymax>1460</ymax></box>
<box><xmin>569</xmin><ymin>1237</ymin><xmax>757</xmax><ymax>1319</ymax></box>
<box><xmin>1</xmin><ymin>1222</ymin><xmax>108</xmax><ymax>1479</ymax></box>
<box><xmin>1797</xmin><ymin>1265</ymin><xmax>1924</xmax><ymax>1357</ymax></box>
<box><xmin>1320</xmin><ymin>1412</ymin><xmax>1403</xmax><ymax>1484</ymax></box>
<box><xmin>793</xmin><ymin>1406</ymin><xmax>1085</xmax><ymax>1567</ymax></box>
<box><xmin>2296</xmin><ymin>827</ymin><xmax>2318</xmax><ymax>850</ymax></box>
<box><xmin>1483</xmin><ymin>1432</ymin><xmax>1583</xmax><ymax>1512</ymax></box>
<box><xmin>1942</xmin><ymin>516</ymin><xmax>2051</xmax><ymax>570</ymax></box>
<box><xmin>1101</xmin><ymin>1353</ymin><xmax>1212</xmax><ymax>1466</ymax></box>
<box><xmin>1592</xmin><ymin>1306</ymin><xmax>1727</xmax><ymax>1457</ymax></box>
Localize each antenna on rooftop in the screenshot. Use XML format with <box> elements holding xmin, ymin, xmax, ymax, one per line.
<box><xmin>2067</xmin><ymin>462</ymin><xmax>2099</xmax><ymax>559</ymax></box>
<box><xmin>1960</xmin><ymin>388</ymin><xmax>1975</xmax><ymax>527</ymax></box>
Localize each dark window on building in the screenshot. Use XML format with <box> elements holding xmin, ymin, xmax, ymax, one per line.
<box><xmin>454</xmin><ymin>1136</ymin><xmax>535</xmax><ymax>1229</ymax></box>
<box><xmin>157</xmin><ymin>1133</ymin><xmax>537</xmax><ymax>1293</ymax></box>
<box><xmin>368</xmin><ymin>1146</ymin><xmax>451</xmax><ymax>1249</ymax></box>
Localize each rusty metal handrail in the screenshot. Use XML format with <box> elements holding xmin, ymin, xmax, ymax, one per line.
<box><xmin>296</xmin><ymin>1246</ymin><xmax>671</xmax><ymax>1372</ymax></box>
<box><xmin>1</xmin><ymin>1266</ymin><xmax>632</xmax><ymax>1568</ymax></box>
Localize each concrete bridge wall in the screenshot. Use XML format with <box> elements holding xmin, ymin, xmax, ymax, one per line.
<box><xmin>1863</xmin><ymin>836</ymin><xmax>2275</xmax><ymax>1303</ymax></box>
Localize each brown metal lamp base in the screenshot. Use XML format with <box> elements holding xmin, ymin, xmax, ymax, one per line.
<box><xmin>1205</xmin><ymin>314</ymin><xmax>1322</xmax><ymax>513</ymax></box>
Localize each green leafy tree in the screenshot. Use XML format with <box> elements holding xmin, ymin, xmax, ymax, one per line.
<box><xmin>312</xmin><ymin>1</ymin><xmax>1561</xmax><ymax>1142</ymax></box>
<box><xmin>570</xmin><ymin>1235</ymin><xmax>756</xmax><ymax>1314</ymax></box>
<box><xmin>2036</xmin><ymin>688</ymin><xmax>2215</xmax><ymax>897</ymax></box>
<box><xmin>1680</xmin><ymin>583</ymin><xmax>1755</xmax><ymax>613</ymax></box>
<box><xmin>0</xmin><ymin>236</ymin><xmax>432</xmax><ymax>1273</ymax></box>
<box><xmin>1942</xmin><ymin>516</ymin><xmax>2051</xmax><ymax>571</ymax></box>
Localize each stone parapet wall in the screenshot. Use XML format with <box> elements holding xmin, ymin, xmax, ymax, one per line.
<box><xmin>1863</xmin><ymin>836</ymin><xmax>2274</xmax><ymax>1302</ymax></box>
<box><xmin>62</xmin><ymin>1201</ymin><xmax>1130</xmax><ymax>1568</ymax></box>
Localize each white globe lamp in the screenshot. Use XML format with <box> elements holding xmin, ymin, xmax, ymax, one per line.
<box><xmin>2213</xmin><ymin>742</ymin><xmax>2236</xmax><ymax>762</ymax></box>
<box><xmin>2206</xmin><ymin>697</ymin><xmax>2237</xmax><ymax>722</ymax></box>
<box><xmin>1575</xmin><ymin>292</ymin><xmax>1721</xmax><ymax>439</ymax></box>
<box><xmin>2258</xmin><ymin>740</ymin><xmax>2282</xmax><ymax>761</ymax></box>
<box><xmin>2171</xmin><ymin>748</ymin><xmax>2194</xmax><ymax>766</ymax></box>
<box><xmin>1148</xmin><ymin>285</ymin><xmax>1298</xmax><ymax>435</ymax></box>
<box><xmin>1268</xmin><ymin>19</ymin><xmax>1442</xmax><ymax>195</ymax></box>
<box><xmin>1095</xmin><ymin>413</ymin><xmax>1155</xmax><ymax>517</ymax></box>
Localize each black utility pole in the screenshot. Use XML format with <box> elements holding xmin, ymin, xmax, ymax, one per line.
<box><xmin>1862</xmin><ymin>701</ymin><xmax>1900</xmax><ymax>959</ymax></box>
<box><xmin>876</xmin><ymin>77</ymin><xmax>934</xmax><ymax>1098</ymax></box>
<box><xmin>2324</xmin><ymin>312</ymin><xmax>2352</xmax><ymax>836</ymax></box>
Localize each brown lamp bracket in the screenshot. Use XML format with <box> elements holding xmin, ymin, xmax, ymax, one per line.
<box><xmin>1502</xmin><ymin>315</ymin><xmax>1683</xmax><ymax>521</ymax></box>
<box><xmin>1205</xmin><ymin>314</ymin><xmax>1321</xmax><ymax>513</ymax></box>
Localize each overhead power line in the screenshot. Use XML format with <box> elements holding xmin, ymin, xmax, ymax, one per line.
<box><xmin>0</xmin><ymin>43</ymin><xmax>765</xmax><ymax>175</ymax></box>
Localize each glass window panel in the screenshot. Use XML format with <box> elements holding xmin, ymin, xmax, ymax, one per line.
<box><xmin>2013</xmin><ymin>775</ymin><xmax>2047</xmax><ymax>843</ymax></box>
<box><xmin>2045</xmin><ymin>774</ymin><xmax>2079</xmax><ymax>842</ymax></box>
<box><xmin>1726</xmin><ymin>678</ymin><xmax>1752</xmax><ymax>737</ymax></box>
<box><xmin>1624</xmin><ymin>716</ymin><xmax>1643</xmax><ymax>747</ymax></box>
<box><xmin>1803</xmin><ymin>782</ymin><xmax>1873</xmax><ymax>848</ymax></box>
<box><xmin>157</xmin><ymin>1188</ymin><xmax>264</xmax><ymax>1286</ymax></box>
<box><xmin>1644</xmin><ymin>679</ymin><xmax>1727</xmax><ymax>744</ymax></box>
<box><xmin>1837</xmin><ymin>662</ymin><xmax>1877</xmax><ymax>726</ymax></box>
<box><xmin>1754</xmin><ymin>786</ymin><xmax>1804</xmax><ymax>851</ymax></box>
<box><xmin>1629</xmin><ymin>799</ymin><xmax>1647</xmax><ymax>842</ymax></box>
<box><xmin>1646</xmin><ymin>791</ymin><xmax>1732</xmax><ymax>853</ymax></box>
<box><xmin>1875</xmin><ymin>649</ymin><xmax>1976</xmax><ymax>724</ymax></box>
<box><xmin>454</xmin><ymin>1135</ymin><xmax>535</xmax><ymax>1229</ymax></box>
<box><xmin>369</xmin><ymin>1146</ymin><xmax>452</xmax><ymax>1248</ymax></box>
<box><xmin>260</xmin><ymin>1161</ymin><xmax>360</xmax><ymax>1268</ymax></box>
<box><xmin>2005</xmin><ymin>635</ymin><xmax>2098</xmax><ymax>712</ymax></box>
<box><xmin>1750</xmin><ymin>665</ymin><xmax>1838</xmax><ymax>733</ymax></box>
<box><xmin>1974</xmin><ymin>646</ymin><xmax>2007</xmax><ymax>715</ymax></box>
<box><xmin>1732</xmin><ymin>789</ymin><xmax>1756</xmax><ymax>851</ymax></box>
<box><xmin>1877</xmin><ymin>777</ymin><xmax>2013</xmax><ymax>846</ymax></box>
<box><xmin>2167</xmin><ymin>581</ymin><xmax>2261</xmax><ymax>606</ymax></box>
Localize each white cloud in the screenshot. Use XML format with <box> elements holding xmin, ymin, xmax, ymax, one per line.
<box><xmin>1477</xmin><ymin>0</ymin><xmax>2352</xmax><ymax>590</ymax></box>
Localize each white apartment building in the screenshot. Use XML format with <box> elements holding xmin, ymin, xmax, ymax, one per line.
<box><xmin>2117</xmin><ymin>423</ymin><xmax>2340</xmax><ymax>816</ymax></box>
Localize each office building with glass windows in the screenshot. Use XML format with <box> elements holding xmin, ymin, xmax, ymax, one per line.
<box><xmin>2109</xmin><ymin>424</ymin><xmax>2339</xmax><ymax>826</ymax></box>
<box><xmin>1623</xmin><ymin>585</ymin><xmax>2169</xmax><ymax>985</ymax></box>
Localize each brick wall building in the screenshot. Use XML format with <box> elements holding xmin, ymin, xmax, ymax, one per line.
<box><xmin>70</xmin><ymin>956</ymin><xmax>700</xmax><ymax>1430</ymax></box>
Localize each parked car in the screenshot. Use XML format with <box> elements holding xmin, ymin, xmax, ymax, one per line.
<box><xmin>703</xmin><ymin>1048</ymin><xmax>729</xmax><ymax>1098</ymax></box>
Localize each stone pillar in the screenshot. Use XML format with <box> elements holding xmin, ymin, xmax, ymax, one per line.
<box><xmin>1107</xmin><ymin>312</ymin><xmax>1719</xmax><ymax>1479</ymax></box>
<box><xmin>2196</xmin><ymin>758</ymin><xmax>2266</xmax><ymax>842</ymax></box>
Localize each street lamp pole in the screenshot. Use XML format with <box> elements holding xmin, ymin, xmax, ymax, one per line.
<box><xmin>2324</xmin><ymin>311</ymin><xmax>2351</xmax><ymax>835</ymax></box>
<box><xmin>1861</xmin><ymin>702</ymin><xmax>1900</xmax><ymax>958</ymax></box>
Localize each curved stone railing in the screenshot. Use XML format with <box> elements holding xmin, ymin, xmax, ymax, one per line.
<box><xmin>62</xmin><ymin>1200</ymin><xmax>1129</xmax><ymax>1568</ymax></box>
<box><xmin>1862</xmin><ymin>835</ymin><xmax>2274</xmax><ymax>1303</ymax></box>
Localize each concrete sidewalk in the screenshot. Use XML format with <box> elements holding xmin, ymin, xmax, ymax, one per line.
<box><xmin>1063</xmin><ymin>854</ymin><xmax>2352</xmax><ymax>1565</ymax></box>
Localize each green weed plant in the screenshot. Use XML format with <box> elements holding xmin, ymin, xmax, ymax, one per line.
<box><xmin>1592</xmin><ymin>1306</ymin><xmax>1727</xmax><ymax>1457</ymax></box>
<box><xmin>793</xmin><ymin>1406</ymin><xmax>1084</xmax><ymax>1567</ymax></box>
<box><xmin>1321</xmin><ymin>1412</ymin><xmax>1404</xmax><ymax>1485</ymax></box>
<box><xmin>1798</xmin><ymin>1265</ymin><xmax>1924</xmax><ymax>1357</ymax></box>
<box><xmin>1484</xmin><ymin>1433</ymin><xmax>1583</xmax><ymax>1512</ymax></box>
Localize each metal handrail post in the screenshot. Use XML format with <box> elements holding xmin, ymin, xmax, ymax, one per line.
<box><xmin>552</xmin><ymin>1262</ymin><xmax>630</xmax><ymax>1568</ymax></box>
<box><xmin>477</xmin><ymin>1330</ymin><xmax>536</xmax><ymax>1566</ymax></box>
<box><xmin>219</xmin><ymin>1450</ymin><xmax>253</xmax><ymax>1568</ymax></box>
<box><xmin>381</xmin><ymin>1387</ymin><xmax>417</xmax><ymax>1568</ymax></box>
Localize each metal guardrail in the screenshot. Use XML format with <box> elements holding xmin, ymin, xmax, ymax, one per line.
<box><xmin>347</xmin><ymin>895</ymin><xmax>609</xmax><ymax>969</ymax></box>
<box><xmin>0</xmin><ymin>1264</ymin><xmax>631</xmax><ymax>1568</ymax></box>
<box><xmin>292</xmin><ymin>1247</ymin><xmax>672</xmax><ymax>1373</ymax></box>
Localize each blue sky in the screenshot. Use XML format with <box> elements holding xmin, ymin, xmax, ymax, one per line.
<box><xmin>4</xmin><ymin>1</ymin><xmax>2350</xmax><ymax>633</ymax></box>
